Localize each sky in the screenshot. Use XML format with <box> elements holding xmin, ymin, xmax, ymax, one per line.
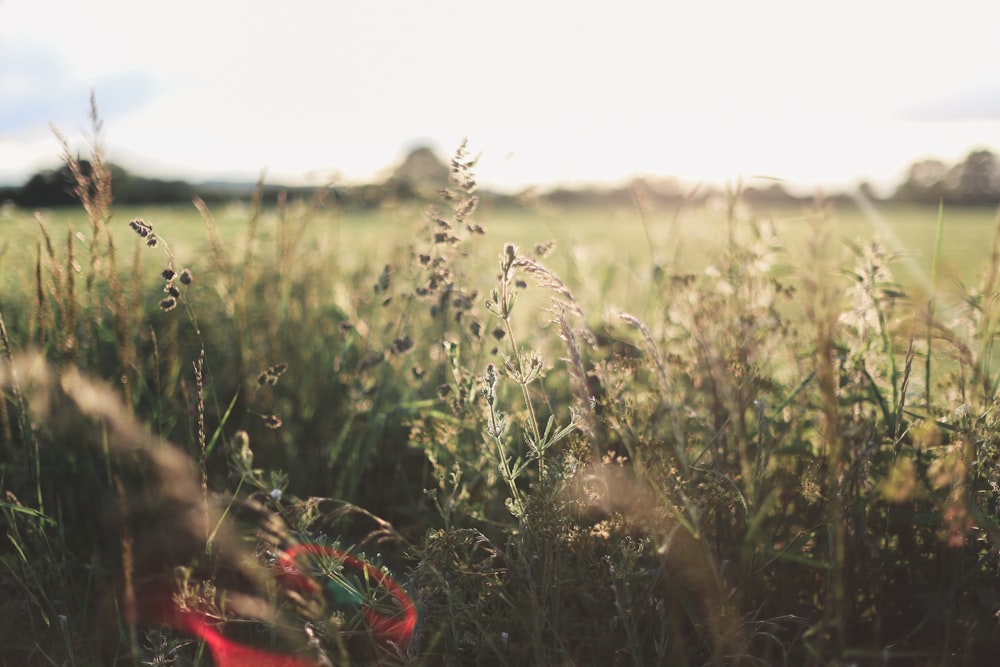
<box><xmin>2</xmin><ymin>0</ymin><xmax>1000</xmax><ymax>194</ymax></box>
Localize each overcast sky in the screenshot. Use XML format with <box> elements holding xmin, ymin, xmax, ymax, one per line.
<box><xmin>2</xmin><ymin>0</ymin><xmax>999</xmax><ymax>193</ymax></box>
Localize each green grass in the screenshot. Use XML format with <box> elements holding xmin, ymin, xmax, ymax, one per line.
<box><xmin>7</xmin><ymin>196</ymin><xmax>996</xmax><ymax>300</ymax></box>
<box><xmin>2</xmin><ymin>121</ymin><xmax>1000</xmax><ymax>666</ymax></box>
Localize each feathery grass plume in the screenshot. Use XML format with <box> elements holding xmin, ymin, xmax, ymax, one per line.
<box><xmin>33</xmin><ymin>243</ymin><xmax>48</xmax><ymax>349</ymax></box>
<box><xmin>52</xmin><ymin>92</ymin><xmax>113</xmax><ymax>231</ymax></box>
<box><xmin>52</xmin><ymin>95</ymin><xmax>137</xmax><ymax>404</ymax></box>
<box><xmin>512</xmin><ymin>253</ymin><xmax>597</xmax><ymax>348</ymax></box>
<box><xmin>411</xmin><ymin>140</ymin><xmax>487</xmax><ymax>351</ymax></box>
<box><xmin>63</xmin><ymin>224</ymin><xmax>78</xmax><ymax>359</ymax></box>
<box><xmin>619</xmin><ymin>312</ymin><xmax>688</xmax><ymax>473</ymax></box>
<box><xmin>0</xmin><ymin>310</ymin><xmax>26</xmax><ymax>458</ymax></box>
<box><xmin>554</xmin><ymin>307</ymin><xmax>596</xmax><ymax>443</ymax></box>
<box><xmin>30</xmin><ymin>214</ymin><xmax>83</xmax><ymax>362</ymax></box>
<box><xmin>34</xmin><ymin>213</ymin><xmax>61</xmax><ymax>295</ymax></box>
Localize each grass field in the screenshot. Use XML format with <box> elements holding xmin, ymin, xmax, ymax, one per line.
<box><xmin>3</xmin><ymin>139</ymin><xmax>1000</xmax><ymax>666</ymax></box>
<box><xmin>4</xmin><ymin>195</ymin><xmax>997</xmax><ymax>304</ymax></box>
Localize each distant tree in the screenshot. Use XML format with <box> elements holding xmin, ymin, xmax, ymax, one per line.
<box><xmin>383</xmin><ymin>146</ymin><xmax>449</xmax><ymax>198</ymax></box>
<box><xmin>112</xmin><ymin>165</ymin><xmax>196</xmax><ymax>204</ymax></box>
<box><xmin>895</xmin><ymin>150</ymin><xmax>1000</xmax><ymax>205</ymax></box>
<box><xmin>17</xmin><ymin>163</ymin><xmax>83</xmax><ymax>207</ymax></box>
<box><xmin>15</xmin><ymin>160</ymin><xmax>201</xmax><ymax>207</ymax></box>
<box><xmin>894</xmin><ymin>158</ymin><xmax>948</xmax><ymax>203</ymax></box>
<box><xmin>945</xmin><ymin>149</ymin><xmax>1000</xmax><ymax>205</ymax></box>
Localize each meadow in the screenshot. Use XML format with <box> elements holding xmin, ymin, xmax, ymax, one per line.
<box><xmin>2</xmin><ymin>134</ymin><xmax>1000</xmax><ymax>666</ymax></box>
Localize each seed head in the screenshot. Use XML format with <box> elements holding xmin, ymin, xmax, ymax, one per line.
<box><xmin>374</xmin><ymin>265</ymin><xmax>391</xmax><ymax>294</ymax></box>
<box><xmin>129</xmin><ymin>218</ymin><xmax>154</xmax><ymax>238</ymax></box>
<box><xmin>261</xmin><ymin>414</ymin><xmax>283</xmax><ymax>429</ymax></box>
<box><xmin>257</xmin><ymin>362</ymin><xmax>289</xmax><ymax>386</ymax></box>
<box><xmin>535</xmin><ymin>241</ymin><xmax>556</xmax><ymax>257</ymax></box>
<box><xmin>393</xmin><ymin>336</ymin><xmax>414</xmax><ymax>354</ymax></box>
<box><xmin>483</xmin><ymin>364</ymin><xmax>498</xmax><ymax>405</ymax></box>
<box><xmin>179</xmin><ymin>268</ymin><xmax>193</xmax><ymax>285</ymax></box>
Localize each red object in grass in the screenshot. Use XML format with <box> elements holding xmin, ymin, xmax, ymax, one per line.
<box><xmin>174</xmin><ymin>611</ymin><xmax>318</xmax><ymax>667</ymax></box>
<box><xmin>277</xmin><ymin>543</ymin><xmax>418</xmax><ymax>650</ymax></box>
<box><xmin>159</xmin><ymin>545</ymin><xmax>416</xmax><ymax>666</ymax></box>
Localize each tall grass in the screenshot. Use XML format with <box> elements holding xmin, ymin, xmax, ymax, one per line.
<box><xmin>2</xmin><ymin>107</ymin><xmax>1000</xmax><ymax>665</ymax></box>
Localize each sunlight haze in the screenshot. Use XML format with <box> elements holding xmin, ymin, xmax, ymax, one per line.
<box><xmin>2</xmin><ymin>0</ymin><xmax>999</xmax><ymax>193</ymax></box>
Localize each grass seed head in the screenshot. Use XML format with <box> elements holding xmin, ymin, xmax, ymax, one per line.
<box><xmin>393</xmin><ymin>336</ymin><xmax>414</xmax><ymax>354</ymax></box>
<box><xmin>129</xmin><ymin>218</ymin><xmax>153</xmax><ymax>238</ymax></box>
<box><xmin>261</xmin><ymin>414</ymin><xmax>283</xmax><ymax>429</ymax></box>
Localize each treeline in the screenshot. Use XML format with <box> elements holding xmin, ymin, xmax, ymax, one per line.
<box><xmin>2</xmin><ymin>147</ymin><xmax>998</xmax><ymax>209</ymax></box>
<box><xmin>528</xmin><ymin>148</ymin><xmax>1000</xmax><ymax>208</ymax></box>
<box><xmin>0</xmin><ymin>148</ymin><xmax>509</xmax><ymax>209</ymax></box>
<box><xmin>0</xmin><ymin>161</ymin><xmax>328</xmax><ymax>208</ymax></box>
<box><xmin>894</xmin><ymin>148</ymin><xmax>1000</xmax><ymax>205</ymax></box>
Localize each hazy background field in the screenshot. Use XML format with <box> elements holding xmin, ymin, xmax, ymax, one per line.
<box><xmin>4</xmin><ymin>197</ymin><xmax>995</xmax><ymax>297</ymax></box>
